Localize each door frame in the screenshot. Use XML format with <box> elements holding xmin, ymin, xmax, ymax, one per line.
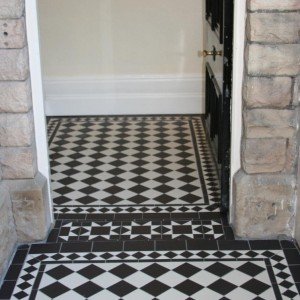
<box><xmin>25</xmin><ymin>0</ymin><xmax>246</xmax><ymax>222</ymax></box>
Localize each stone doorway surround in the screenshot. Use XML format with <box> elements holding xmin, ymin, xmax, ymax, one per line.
<box><xmin>233</xmin><ymin>0</ymin><xmax>300</xmax><ymax>238</ymax></box>
<box><xmin>0</xmin><ymin>0</ymin><xmax>51</xmax><ymax>281</ymax></box>
<box><xmin>0</xmin><ymin>0</ymin><xmax>300</xmax><ymax>284</ymax></box>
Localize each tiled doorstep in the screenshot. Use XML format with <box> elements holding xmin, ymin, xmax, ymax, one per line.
<box><xmin>47</xmin><ymin>219</ymin><xmax>232</xmax><ymax>242</ymax></box>
<box><xmin>1</xmin><ymin>240</ymin><xmax>300</xmax><ymax>300</ymax></box>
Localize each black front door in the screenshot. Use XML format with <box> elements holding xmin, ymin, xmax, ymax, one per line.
<box><xmin>202</xmin><ymin>0</ymin><xmax>234</xmax><ymax>213</ymax></box>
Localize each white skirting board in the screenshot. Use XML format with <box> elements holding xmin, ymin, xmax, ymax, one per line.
<box><xmin>44</xmin><ymin>75</ymin><xmax>205</xmax><ymax>116</ymax></box>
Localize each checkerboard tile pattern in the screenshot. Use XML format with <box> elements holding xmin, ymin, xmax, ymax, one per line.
<box><xmin>35</xmin><ymin>261</ymin><xmax>275</xmax><ymax>299</ymax></box>
<box><xmin>6</xmin><ymin>248</ymin><xmax>300</xmax><ymax>300</ymax></box>
<box><xmin>48</xmin><ymin>116</ymin><xmax>220</xmax><ymax>209</ymax></box>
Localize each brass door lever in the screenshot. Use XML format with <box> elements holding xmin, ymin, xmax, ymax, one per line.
<box><xmin>198</xmin><ymin>46</ymin><xmax>222</xmax><ymax>61</ymax></box>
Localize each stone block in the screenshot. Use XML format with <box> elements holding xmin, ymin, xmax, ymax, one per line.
<box><xmin>0</xmin><ymin>47</ymin><xmax>29</xmax><ymax>80</ymax></box>
<box><xmin>248</xmin><ymin>0</ymin><xmax>300</xmax><ymax>11</ymax></box>
<box><xmin>8</xmin><ymin>172</ymin><xmax>52</xmax><ymax>243</ymax></box>
<box><xmin>246</xmin><ymin>44</ymin><xmax>300</xmax><ymax>76</ymax></box>
<box><xmin>0</xmin><ymin>110</ymin><xmax>34</xmax><ymax>147</ymax></box>
<box><xmin>293</xmin><ymin>76</ymin><xmax>300</xmax><ymax>105</ymax></box>
<box><xmin>244</xmin><ymin>77</ymin><xmax>292</xmax><ymax>108</ymax></box>
<box><xmin>247</xmin><ymin>12</ymin><xmax>300</xmax><ymax>44</ymax></box>
<box><xmin>0</xmin><ymin>79</ymin><xmax>32</xmax><ymax>113</ymax></box>
<box><xmin>0</xmin><ymin>18</ymin><xmax>26</xmax><ymax>49</ymax></box>
<box><xmin>244</xmin><ymin>109</ymin><xmax>297</xmax><ymax>138</ymax></box>
<box><xmin>0</xmin><ymin>144</ymin><xmax>37</xmax><ymax>179</ymax></box>
<box><xmin>232</xmin><ymin>170</ymin><xmax>296</xmax><ymax>239</ymax></box>
<box><xmin>0</xmin><ymin>182</ymin><xmax>17</xmax><ymax>281</ymax></box>
<box><xmin>243</xmin><ymin>138</ymin><xmax>287</xmax><ymax>173</ymax></box>
<box><xmin>0</xmin><ymin>0</ymin><xmax>24</xmax><ymax>18</ymax></box>
<box><xmin>285</xmin><ymin>136</ymin><xmax>298</xmax><ymax>174</ymax></box>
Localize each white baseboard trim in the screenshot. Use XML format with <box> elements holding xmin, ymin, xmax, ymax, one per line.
<box><xmin>44</xmin><ymin>75</ymin><xmax>205</xmax><ymax>116</ymax></box>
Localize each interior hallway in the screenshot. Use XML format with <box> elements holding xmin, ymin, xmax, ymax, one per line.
<box><xmin>0</xmin><ymin>115</ymin><xmax>299</xmax><ymax>299</ymax></box>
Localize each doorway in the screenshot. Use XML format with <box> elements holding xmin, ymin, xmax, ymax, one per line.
<box><xmin>27</xmin><ymin>3</ymin><xmax>245</xmax><ymax>223</ymax></box>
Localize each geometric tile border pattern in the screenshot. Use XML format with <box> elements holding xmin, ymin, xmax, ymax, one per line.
<box><xmin>52</xmin><ymin>220</ymin><xmax>225</xmax><ymax>242</ymax></box>
<box><xmin>9</xmin><ymin>249</ymin><xmax>300</xmax><ymax>299</ymax></box>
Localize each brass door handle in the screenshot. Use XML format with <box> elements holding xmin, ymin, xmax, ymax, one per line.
<box><xmin>198</xmin><ymin>46</ymin><xmax>222</xmax><ymax>61</ymax></box>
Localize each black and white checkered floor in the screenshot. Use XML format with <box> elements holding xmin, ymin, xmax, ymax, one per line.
<box><xmin>1</xmin><ymin>115</ymin><xmax>299</xmax><ymax>300</ymax></box>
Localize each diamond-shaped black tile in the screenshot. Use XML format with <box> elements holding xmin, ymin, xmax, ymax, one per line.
<box><xmin>110</xmin><ymin>263</ymin><xmax>137</xmax><ymax>279</ymax></box>
<box><xmin>173</xmin><ymin>263</ymin><xmax>201</xmax><ymax>278</ymax></box>
<box><xmin>77</xmin><ymin>264</ymin><xmax>105</xmax><ymax>279</ymax></box>
<box><xmin>46</xmin><ymin>265</ymin><xmax>73</xmax><ymax>280</ymax></box>
<box><xmin>237</xmin><ymin>262</ymin><xmax>265</xmax><ymax>277</ymax></box>
<box><xmin>141</xmin><ymin>263</ymin><xmax>169</xmax><ymax>278</ymax></box>
<box><xmin>241</xmin><ymin>279</ymin><xmax>270</xmax><ymax>295</ymax></box>
<box><xmin>40</xmin><ymin>282</ymin><xmax>70</xmax><ymax>298</ymax></box>
<box><xmin>208</xmin><ymin>279</ymin><xmax>236</xmax><ymax>295</ymax></box>
<box><xmin>108</xmin><ymin>280</ymin><xmax>136</xmax><ymax>297</ymax></box>
<box><xmin>175</xmin><ymin>279</ymin><xmax>204</xmax><ymax>296</ymax></box>
<box><xmin>141</xmin><ymin>280</ymin><xmax>170</xmax><ymax>297</ymax></box>
<box><xmin>74</xmin><ymin>281</ymin><xmax>103</xmax><ymax>298</ymax></box>
<box><xmin>205</xmin><ymin>262</ymin><xmax>234</xmax><ymax>277</ymax></box>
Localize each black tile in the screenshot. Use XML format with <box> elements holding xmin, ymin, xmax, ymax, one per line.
<box><xmin>17</xmin><ymin>244</ymin><xmax>30</xmax><ymax>250</ymax></box>
<box><xmin>32</xmin><ymin>270</ymin><xmax>44</xmax><ymax>291</ymax></box>
<box><xmin>272</xmin><ymin>283</ymin><xmax>283</xmax><ymax>300</ymax></box>
<box><xmin>249</xmin><ymin>240</ymin><xmax>281</xmax><ymax>250</ymax></box>
<box><xmin>223</xmin><ymin>227</ymin><xmax>235</xmax><ymax>240</ymax></box>
<box><xmin>266</xmin><ymin>264</ymin><xmax>277</xmax><ymax>284</ymax></box>
<box><xmin>280</xmin><ymin>240</ymin><xmax>297</xmax><ymax>249</ymax></box>
<box><xmin>187</xmin><ymin>239</ymin><xmax>218</xmax><ymax>250</ymax></box>
<box><xmin>57</xmin><ymin>214</ymin><xmax>86</xmax><ymax>220</ymax></box>
<box><xmin>114</xmin><ymin>213</ymin><xmax>143</xmax><ymax>221</ymax></box>
<box><xmin>29</xmin><ymin>289</ymin><xmax>38</xmax><ymax>300</ymax></box>
<box><xmin>11</xmin><ymin>249</ymin><xmax>28</xmax><ymax>265</ymax></box>
<box><xmin>156</xmin><ymin>240</ymin><xmax>186</xmax><ymax>251</ymax></box>
<box><xmin>30</xmin><ymin>243</ymin><xmax>61</xmax><ymax>254</ymax></box>
<box><xmin>47</xmin><ymin>229</ymin><xmax>60</xmax><ymax>243</ymax></box>
<box><xmin>218</xmin><ymin>240</ymin><xmax>250</xmax><ymax>250</ymax></box>
<box><xmin>86</xmin><ymin>214</ymin><xmax>115</xmax><ymax>221</ymax></box>
<box><xmin>61</xmin><ymin>242</ymin><xmax>92</xmax><ymax>253</ymax></box>
<box><xmin>283</xmin><ymin>249</ymin><xmax>300</xmax><ymax>265</ymax></box>
<box><xmin>0</xmin><ymin>281</ymin><xmax>16</xmax><ymax>300</ymax></box>
<box><xmin>221</xmin><ymin>216</ymin><xmax>229</xmax><ymax>226</ymax></box>
<box><xmin>4</xmin><ymin>264</ymin><xmax>23</xmax><ymax>281</ymax></box>
<box><xmin>289</xmin><ymin>265</ymin><xmax>300</xmax><ymax>283</ymax></box>
<box><xmin>143</xmin><ymin>213</ymin><xmax>171</xmax><ymax>221</ymax></box>
<box><xmin>199</xmin><ymin>212</ymin><xmax>221</xmax><ymax>220</ymax></box>
<box><xmin>54</xmin><ymin>220</ymin><xmax>63</xmax><ymax>228</ymax></box>
<box><xmin>124</xmin><ymin>240</ymin><xmax>154</xmax><ymax>251</ymax></box>
<box><xmin>93</xmin><ymin>241</ymin><xmax>123</xmax><ymax>252</ymax></box>
<box><xmin>171</xmin><ymin>213</ymin><xmax>199</xmax><ymax>220</ymax></box>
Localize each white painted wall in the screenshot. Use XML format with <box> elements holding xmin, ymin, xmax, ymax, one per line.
<box><xmin>38</xmin><ymin>0</ymin><xmax>205</xmax><ymax>115</ymax></box>
<box><xmin>38</xmin><ymin>0</ymin><xmax>204</xmax><ymax>77</ymax></box>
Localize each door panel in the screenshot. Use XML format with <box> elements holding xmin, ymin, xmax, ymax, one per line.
<box><xmin>203</xmin><ymin>0</ymin><xmax>233</xmax><ymax>213</ymax></box>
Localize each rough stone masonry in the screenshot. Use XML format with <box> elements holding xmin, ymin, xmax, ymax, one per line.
<box><xmin>0</xmin><ymin>0</ymin><xmax>51</xmax><ymax>282</ymax></box>
<box><xmin>233</xmin><ymin>0</ymin><xmax>300</xmax><ymax>239</ymax></box>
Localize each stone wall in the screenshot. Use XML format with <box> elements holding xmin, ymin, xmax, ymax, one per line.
<box><xmin>0</xmin><ymin>0</ymin><xmax>51</xmax><ymax>282</ymax></box>
<box><xmin>233</xmin><ymin>0</ymin><xmax>300</xmax><ymax>239</ymax></box>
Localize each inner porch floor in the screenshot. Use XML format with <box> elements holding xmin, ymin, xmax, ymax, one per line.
<box><xmin>1</xmin><ymin>115</ymin><xmax>299</xmax><ymax>300</ymax></box>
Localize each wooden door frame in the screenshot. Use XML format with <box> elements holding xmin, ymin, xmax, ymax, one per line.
<box><xmin>26</xmin><ymin>0</ymin><xmax>246</xmax><ymax>221</ymax></box>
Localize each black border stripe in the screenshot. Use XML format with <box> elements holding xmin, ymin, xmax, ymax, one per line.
<box><xmin>48</xmin><ymin>120</ymin><xmax>61</xmax><ymax>145</ymax></box>
<box><xmin>189</xmin><ymin>120</ymin><xmax>209</xmax><ymax>205</ymax></box>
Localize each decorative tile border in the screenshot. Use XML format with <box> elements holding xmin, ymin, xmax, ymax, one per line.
<box><xmin>7</xmin><ymin>248</ymin><xmax>300</xmax><ymax>299</ymax></box>
<box><xmin>47</xmin><ymin>219</ymin><xmax>226</xmax><ymax>243</ymax></box>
